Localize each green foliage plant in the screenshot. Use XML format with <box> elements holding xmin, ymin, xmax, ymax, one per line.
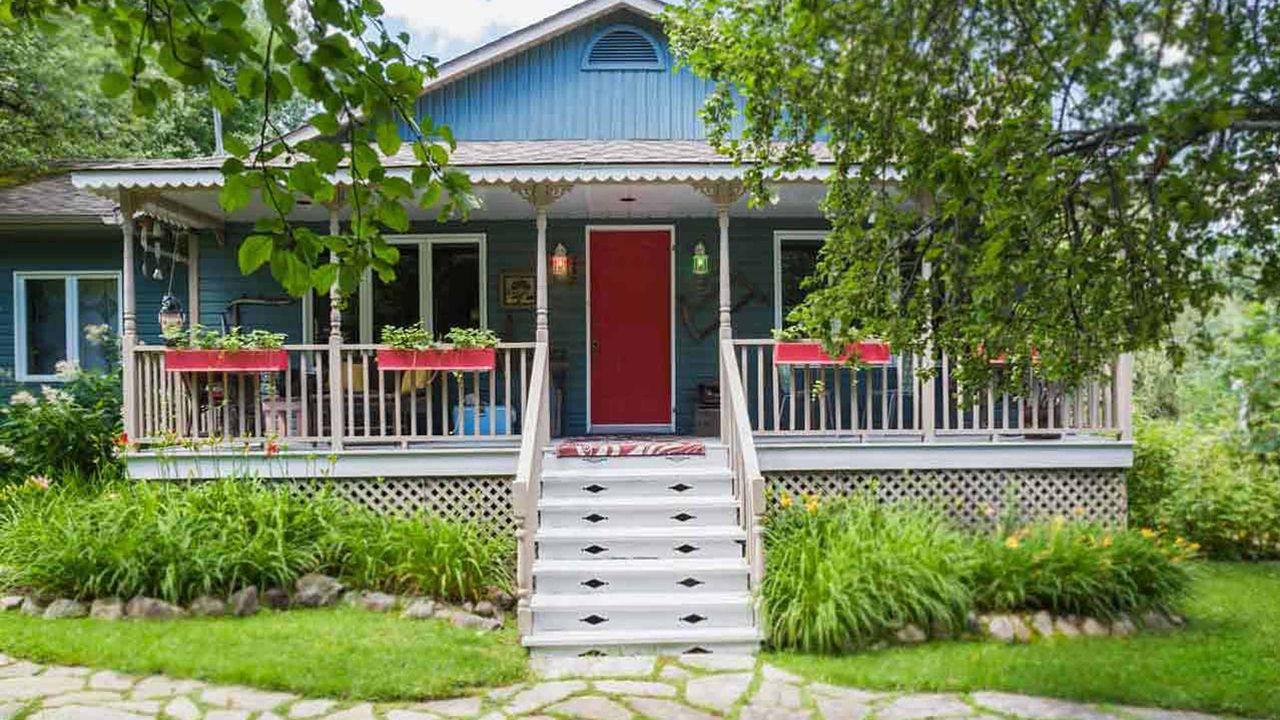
<box><xmin>763</xmin><ymin>492</ymin><xmax>973</xmax><ymax>652</ymax></box>
<box><xmin>163</xmin><ymin>324</ymin><xmax>287</xmax><ymax>350</ymax></box>
<box><xmin>443</xmin><ymin>327</ymin><xmax>500</xmax><ymax>349</ymax></box>
<box><xmin>968</xmin><ymin>518</ymin><xmax>1194</xmax><ymax>618</ymax></box>
<box><xmin>0</xmin><ymin>478</ymin><xmax>511</xmax><ymax>604</ymax></box>
<box><xmin>380</xmin><ymin>322</ymin><xmax>434</xmax><ymax>351</ymax></box>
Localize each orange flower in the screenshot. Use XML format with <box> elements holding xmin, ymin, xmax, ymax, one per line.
<box><xmin>265</xmin><ymin>441</ymin><xmax>280</xmax><ymax>457</ymax></box>
<box><xmin>779</xmin><ymin>493</ymin><xmax>793</xmax><ymax>509</ymax></box>
<box><xmin>114</xmin><ymin>432</ymin><xmax>129</xmax><ymax>447</ymax></box>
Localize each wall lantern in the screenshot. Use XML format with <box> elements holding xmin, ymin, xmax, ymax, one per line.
<box><xmin>158</xmin><ymin>294</ymin><xmax>186</xmax><ymax>338</ymax></box>
<box><xmin>550</xmin><ymin>242</ymin><xmax>575</xmax><ymax>283</ymax></box>
<box><xmin>692</xmin><ymin>242</ymin><xmax>711</xmax><ymax>276</ymax></box>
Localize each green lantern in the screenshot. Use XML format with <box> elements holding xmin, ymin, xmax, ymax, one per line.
<box><xmin>692</xmin><ymin>242</ymin><xmax>710</xmax><ymax>276</ymax></box>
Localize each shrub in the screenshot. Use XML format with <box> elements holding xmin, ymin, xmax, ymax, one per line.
<box><xmin>968</xmin><ymin>520</ymin><xmax>1194</xmax><ymax>618</ymax></box>
<box><xmin>0</xmin><ymin>479</ymin><xmax>511</xmax><ymax>604</ymax></box>
<box><xmin>763</xmin><ymin>493</ymin><xmax>973</xmax><ymax>652</ymax></box>
<box><xmin>1130</xmin><ymin>419</ymin><xmax>1280</xmax><ymax>560</ymax></box>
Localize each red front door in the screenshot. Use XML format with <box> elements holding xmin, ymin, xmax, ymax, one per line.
<box><xmin>589</xmin><ymin>229</ymin><xmax>672</xmax><ymax>430</ymax></box>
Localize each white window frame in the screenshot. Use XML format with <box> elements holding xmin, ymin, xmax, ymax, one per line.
<box><xmin>772</xmin><ymin>230</ymin><xmax>828</xmax><ymax>329</ymax></box>
<box><xmin>303</xmin><ymin>234</ymin><xmax>487</xmax><ymax>343</ymax></box>
<box><xmin>13</xmin><ymin>271</ymin><xmax>123</xmax><ymax>382</ymax></box>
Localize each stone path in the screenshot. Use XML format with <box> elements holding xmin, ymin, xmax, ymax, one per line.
<box><xmin>0</xmin><ymin>652</ymin><xmax>1227</xmax><ymax>720</ymax></box>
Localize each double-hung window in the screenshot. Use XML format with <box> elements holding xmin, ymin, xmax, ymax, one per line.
<box><xmin>307</xmin><ymin>234</ymin><xmax>486</xmax><ymax>343</ymax></box>
<box><xmin>773</xmin><ymin>231</ymin><xmax>827</xmax><ymax>329</ymax></box>
<box><xmin>14</xmin><ymin>271</ymin><xmax>122</xmax><ymax>381</ymax></box>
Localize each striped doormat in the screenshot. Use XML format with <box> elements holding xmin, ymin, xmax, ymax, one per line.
<box><xmin>555</xmin><ymin>437</ymin><xmax>706</xmax><ymax>458</ymax></box>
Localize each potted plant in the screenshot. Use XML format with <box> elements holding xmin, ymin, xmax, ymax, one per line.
<box><xmin>771</xmin><ymin>327</ymin><xmax>892</xmax><ymax>365</ymax></box>
<box><xmin>376</xmin><ymin>324</ymin><xmax>500</xmax><ymax>371</ymax></box>
<box><xmin>163</xmin><ymin>325</ymin><xmax>289</xmax><ymax>372</ymax></box>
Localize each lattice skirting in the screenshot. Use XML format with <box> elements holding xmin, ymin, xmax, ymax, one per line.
<box><xmin>279</xmin><ymin>476</ymin><xmax>516</xmax><ymax>532</ymax></box>
<box><xmin>765</xmin><ymin>468</ymin><xmax>1127</xmax><ymax>526</ymax></box>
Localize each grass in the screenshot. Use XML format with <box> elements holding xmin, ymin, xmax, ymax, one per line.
<box><xmin>771</xmin><ymin>562</ymin><xmax>1280</xmax><ymax>719</ymax></box>
<box><xmin>0</xmin><ymin>607</ymin><xmax>527</xmax><ymax>701</ymax></box>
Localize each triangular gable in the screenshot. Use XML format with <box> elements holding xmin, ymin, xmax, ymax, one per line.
<box><xmin>284</xmin><ymin>0</ymin><xmax>667</xmax><ymax>143</ymax></box>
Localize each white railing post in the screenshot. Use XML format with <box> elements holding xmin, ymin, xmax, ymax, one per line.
<box><xmin>1116</xmin><ymin>352</ymin><xmax>1134</xmax><ymax>440</ymax></box>
<box><xmin>513</xmin><ymin>341</ymin><xmax>550</xmax><ymax>636</ymax></box>
<box><xmin>326</xmin><ymin>203</ymin><xmax>344</xmax><ymax>452</ymax></box>
<box><xmin>119</xmin><ymin>191</ymin><xmax>140</xmax><ymax>443</ymax></box>
<box><xmin>719</xmin><ymin>339</ymin><xmax>766</xmax><ymax>634</ymax></box>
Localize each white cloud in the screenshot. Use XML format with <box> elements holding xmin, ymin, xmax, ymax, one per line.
<box><xmin>382</xmin><ymin>0</ymin><xmax>581</xmax><ymax>58</ymax></box>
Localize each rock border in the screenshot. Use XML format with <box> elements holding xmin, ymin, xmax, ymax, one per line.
<box><xmin>0</xmin><ymin>574</ymin><xmax>514</xmax><ymax>631</ymax></box>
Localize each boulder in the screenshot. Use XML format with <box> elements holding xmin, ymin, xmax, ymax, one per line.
<box><xmin>1053</xmin><ymin>615</ymin><xmax>1081</xmax><ymax>638</ymax></box>
<box><xmin>262</xmin><ymin>587</ymin><xmax>291</xmax><ymax>610</ymax></box>
<box><xmin>442</xmin><ymin>609</ymin><xmax>502</xmax><ymax>631</ymax></box>
<box><xmin>462</xmin><ymin>601</ymin><xmax>475</xmax><ymax>613</ymax></box>
<box><xmin>294</xmin><ymin>574</ymin><xmax>343</xmax><ymax>608</ymax></box>
<box><xmin>90</xmin><ymin>597</ymin><xmax>125</xmax><ymax>621</ymax></box>
<box><xmin>1030</xmin><ymin>611</ymin><xmax>1055</xmax><ymax>638</ymax></box>
<box><xmin>230</xmin><ymin>586</ymin><xmax>259</xmax><ymax>617</ymax></box>
<box><xmin>43</xmin><ymin>599</ymin><xmax>89</xmax><ymax>619</ymax></box>
<box><xmin>1110</xmin><ymin>613</ymin><xmax>1137</xmax><ymax>637</ymax></box>
<box><xmin>985</xmin><ymin>615</ymin><xmax>1018</xmax><ymax>643</ymax></box>
<box><xmin>1140</xmin><ymin>611</ymin><xmax>1176</xmax><ymax>631</ymax></box>
<box><xmin>19</xmin><ymin>596</ymin><xmax>46</xmax><ymax>617</ymax></box>
<box><xmin>473</xmin><ymin>600</ymin><xmax>497</xmax><ymax>618</ymax></box>
<box><xmin>125</xmin><ymin>596</ymin><xmax>185</xmax><ymax>619</ymax></box>
<box><xmin>895</xmin><ymin>623</ymin><xmax>927</xmax><ymax>644</ymax></box>
<box><xmin>1</xmin><ymin>595</ymin><xmax>24</xmax><ymax>612</ymax></box>
<box><xmin>488</xmin><ymin>587</ymin><xmax>516</xmax><ymax>611</ymax></box>
<box><xmin>401</xmin><ymin>599</ymin><xmax>436</xmax><ymax>620</ymax></box>
<box><xmin>1080</xmin><ymin>617</ymin><xmax>1109</xmax><ymax>637</ymax></box>
<box><xmin>189</xmin><ymin>595</ymin><xmax>227</xmax><ymax>617</ymax></box>
<box><xmin>355</xmin><ymin>592</ymin><xmax>398</xmax><ymax>612</ymax></box>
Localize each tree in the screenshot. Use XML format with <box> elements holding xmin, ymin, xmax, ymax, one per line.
<box><xmin>666</xmin><ymin>0</ymin><xmax>1280</xmax><ymax>388</ymax></box>
<box><xmin>3</xmin><ymin>0</ymin><xmax>472</xmax><ymax>299</ymax></box>
<box><xmin>0</xmin><ymin>14</ymin><xmax>310</xmax><ymax>181</ymax></box>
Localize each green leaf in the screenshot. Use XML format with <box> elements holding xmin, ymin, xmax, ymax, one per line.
<box><xmin>376</xmin><ymin>122</ymin><xmax>403</xmax><ymax>156</ymax></box>
<box><xmin>219</xmin><ymin>175</ymin><xmax>253</xmax><ymax>213</ymax></box>
<box><xmin>238</xmin><ymin>235</ymin><xmax>275</xmax><ymax>274</ymax></box>
<box><xmin>100</xmin><ymin>71</ymin><xmax>130</xmax><ymax>98</ymax></box>
<box><xmin>223</xmin><ymin>135</ymin><xmax>250</xmax><ymax>159</ymax></box>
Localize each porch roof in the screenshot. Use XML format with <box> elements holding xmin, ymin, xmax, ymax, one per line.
<box><xmin>70</xmin><ymin>140</ymin><xmax>836</xmax><ymax>191</ymax></box>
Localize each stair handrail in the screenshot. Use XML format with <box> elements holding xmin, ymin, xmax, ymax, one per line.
<box><xmin>513</xmin><ymin>340</ymin><xmax>551</xmax><ymax>636</ymax></box>
<box><xmin>719</xmin><ymin>338</ymin><xmax>767</xmax><ymax>632</ymax></box>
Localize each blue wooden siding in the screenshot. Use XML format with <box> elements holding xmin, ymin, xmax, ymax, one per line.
<box><xmin>0</xmin><ymin>227</ymin><xmax>185</xmax><ymax>393</ymax></box>
<box><xmin>412</xmin><ymin>10</ymin><xmax>732</xmax><ymax>141</ymax></box>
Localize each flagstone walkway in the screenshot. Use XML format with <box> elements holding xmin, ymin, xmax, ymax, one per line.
<box><xmin>0</xmin><ymin>652</ymin><xmax>1226</xmax><ymax>720</ymax></box>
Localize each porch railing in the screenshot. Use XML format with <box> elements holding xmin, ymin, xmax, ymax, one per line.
<box><xmin>127</xmin><ymin>342</ymin><xmax>538</xmax><ymax>449</ymax></box>
<box><xmin>719</xmin><ymin>339</ymin><xmax>766</xmax><ymax>628</ymax></box>
<box><xmin>730</xmin><ymin>339</ymin><xmax>1134</xmax><ymax>441</ymax></box>
<box><xmin>513</xmin><ymin>341</ymin><xmax>551</xmax><ymax>635</ymax></box>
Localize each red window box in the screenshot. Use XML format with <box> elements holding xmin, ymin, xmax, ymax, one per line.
<box><xmin>376</xmin><ymin>347</ymin><xmax>497</xmax><ymax>371</ymax></box>
<box><xmin>774</xmin><ymin>340</ymin><xmax>892</xmax><ymax>366</ymax></box>
<box><xmin>164</xmin><ymin>348</ymin><xmax>289</xmax><ymax>373</ymax></box>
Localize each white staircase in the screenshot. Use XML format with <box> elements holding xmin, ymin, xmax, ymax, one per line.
<box><xmin>522</xmin><ymin>445</ymin><xmax>761</xmax><ymax>656</ymax></box>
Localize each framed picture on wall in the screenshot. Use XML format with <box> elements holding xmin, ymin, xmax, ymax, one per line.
<box><xmin>500</xmin><ymin>270</ymin><xmax>536</xmax><ymax>308</ymax></box>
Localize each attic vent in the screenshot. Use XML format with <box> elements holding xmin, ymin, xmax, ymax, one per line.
<box><xmin>583</xmin><ymin>25</ymin><xmax>665</xmax><ymax>71</ymax></box>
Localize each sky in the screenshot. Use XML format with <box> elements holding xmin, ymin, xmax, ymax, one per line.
<box><xmin>380</xmin><ymin>0</ymin><xmax>585</xmax><ymax>62</ymax></box>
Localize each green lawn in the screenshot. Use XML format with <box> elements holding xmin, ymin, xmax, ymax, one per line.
<box><xmin>0</xmin><ymin>607</ymin><xmax>527</xmax><ymax>701</ymax></box>
<box><xmin>771</xmin><ymin>562</ymin><xmax>1280</xmax><ymax>719</ymax></box>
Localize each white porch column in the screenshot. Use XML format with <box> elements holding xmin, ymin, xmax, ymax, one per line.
<box><xmin>119</xmin><ymin>190</ymin><xmax>139</xmax><ymax>440</ymax></box>
<box><xmin>187</xmin><ymin>232</ymin><xmax>200</xmax><ymax>329</ymax></box>
<box><xmin>693</xmin><ymin>180</ymin><xmax>745</xmax><ymax>339</ymax></box>
<box><xmin>327</xmin><ymin>200</ymin><xmax>344</xmax><ymax>451</ymax></box>
<box><xmin>512</xmin><ymin>182</ymin><xmax>572</xmax><ymax>344</ymax></box>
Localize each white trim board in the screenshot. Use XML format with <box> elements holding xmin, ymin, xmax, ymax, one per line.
<box><xmin>585</xmin><ymin>224</ymin><xmax>677</xmax><ymax>434</ymax></box>
<box><xmin>124</xmin><ymin>444</ymin><xmax>520</xmax><ymax>480</ymax></box>
<box><xmin>13</xmin><ymin>270</ymin><xmax>123</xmax><ymax>382</ymax></box>
<box><xmin>755</xmin><ymin>440</ymin><xmax>1135</xmax><ymax>471</ymax></box>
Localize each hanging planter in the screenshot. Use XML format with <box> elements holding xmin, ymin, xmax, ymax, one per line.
<box><xmin>165</xmin><ymin>348</ymin><xmax>289</xmax><ymax>373</ymax></box>
<box><xmin>376</xmin><ymin>347</ymin><xmax>497</xmax><ymax>371</ymax></box>
<box><xmin>774</xmin><ymin>340</ymin><xmax>892</xmax><ymax>366</ymax></box>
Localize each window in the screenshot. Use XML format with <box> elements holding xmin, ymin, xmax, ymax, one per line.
<box><xmin>773</xmin><ymin>231</ymin><xmax>827</xmax><ymax>328</ymax></box>
<box><xmin>581</xmin><ymin>24</ymin><xmax>665</xmax><ymax>71</ymax></box>
<box><xmin>14</xmin><ymin>272</ymin><xmax>121</xmax><ymax>381</ymax></box>
<box><xmin>305</xmin><ymin>235</ymin><xmax>486</xmax><ymax>343</ymax></box>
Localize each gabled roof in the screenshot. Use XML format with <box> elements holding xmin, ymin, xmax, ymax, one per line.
<box><xmin>283</xmin><ymin>0</ymin><xmax>668</xmax><ymax>144</ymax></box>
<box><xmin>0</xmin><ymin>173</ymin><xmax>117</xmax><ymax>225</ymax></box>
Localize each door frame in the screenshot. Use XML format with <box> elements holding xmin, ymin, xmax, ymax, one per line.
<box><xmin>584</xmin><ymin>224</ymin><xmax>677</xmax><ymax>434</ymax></box>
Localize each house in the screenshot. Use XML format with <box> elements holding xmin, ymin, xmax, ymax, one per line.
<box><xmin>2</xmin><ymin>0</ymin><xmax>1133</xmax><ymax>655</ymax></box>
